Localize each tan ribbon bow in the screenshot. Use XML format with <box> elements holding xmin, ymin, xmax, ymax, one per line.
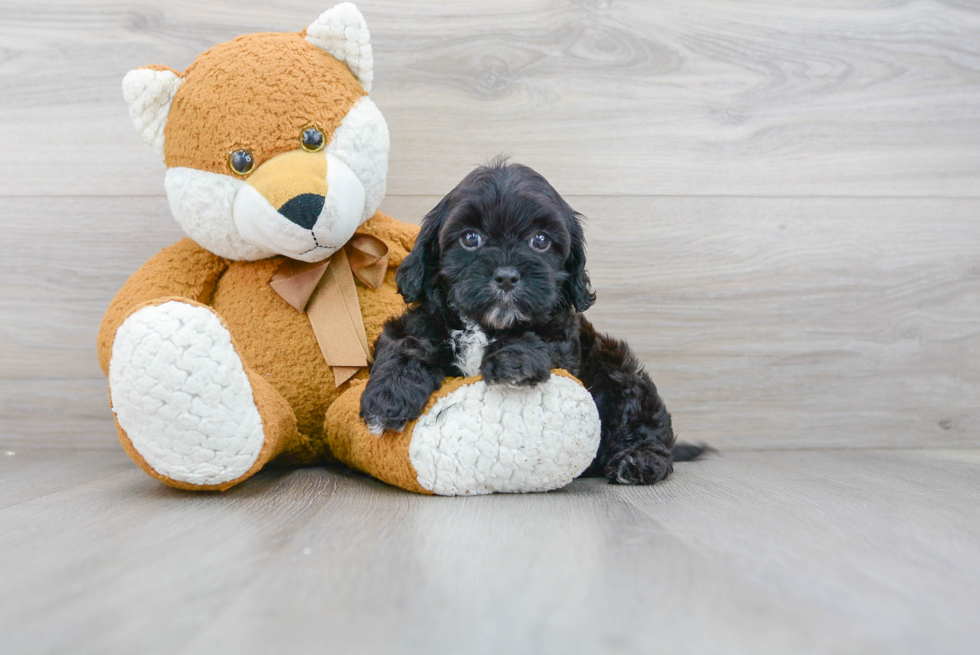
<box><xmin>269</xmin><ymin>233</ymin><xmax>389</xmax><ymax>387</ymax></box>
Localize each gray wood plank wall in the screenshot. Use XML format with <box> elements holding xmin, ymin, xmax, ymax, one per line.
<box><xmin>1</xmin><ymin>0</ymin><xmax>978</xmax><ymax>449</ymax></box>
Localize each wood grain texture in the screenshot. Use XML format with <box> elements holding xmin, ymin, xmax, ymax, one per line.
<box><xmin>0</xmin><ymin>0</ymin><xmax>979</xmax><ymax>197</ymax></box>
<box><xmin>0</xmin><ymin>463</ymin><xmax>338</xmax><ymax>655</ymax></box>
<box><xmin>3</xmin><ymin>194</ymin><xmax>976</xmax><ymax>449</ymax></box>
<box><xmin>1</xmin><ymin>449</ymin><xmax>977</xmax><ymax>654</ymax></box>
<box><xmin>576</xmin><ymin>195</ymin><xmax>980</xmax><ymax>448</ymax></box>
<box><xmin>1</xmin><ymin>2</ymin><xmax>978</xmax><ymax>450</ymax></box>
<box><xmin>0</xmin><ymin>448</ymin><xmax>131</xmax><ymax>510</ymax></box>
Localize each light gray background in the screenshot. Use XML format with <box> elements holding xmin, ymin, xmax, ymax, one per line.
<box><xmin>2</xmin><ymin>0</ymin><xmax>978</xmax><ymax>451</ymax></box>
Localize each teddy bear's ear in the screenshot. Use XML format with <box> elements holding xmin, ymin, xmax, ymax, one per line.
<box><xmin>306</xmin><ymin>3</ymin><xmax>374</xmax><ymax>92</ymax></box>
<box><xmin>122</xmin><ymin>66</ymin><xmax>183</xmax><ymax>161</ymax></box>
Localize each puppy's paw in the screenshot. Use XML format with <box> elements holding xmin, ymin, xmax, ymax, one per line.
<box><xmin>605</xmin><ymin>443</ymin><xmax>673</xmax><ymax>485</ymax></box>
<box><xmin>359</xmin><ymin>379</ymin><xmax>431</xmax><ymax>435</ymax></box>
<box><xmin>480</xmin><ymin>346</ymin><xmax>551</xmax><ymax>386</ymax></box>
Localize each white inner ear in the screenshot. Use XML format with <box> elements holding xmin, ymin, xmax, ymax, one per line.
<box><xmin>122</xmin><ymin>68</ymin><xmax>182</xmax><ymax>160</ymax></box>
<box><xmin>306</xmin><ymin>2</ymin><xmax>374</xmax><ymax>92</ymax></box>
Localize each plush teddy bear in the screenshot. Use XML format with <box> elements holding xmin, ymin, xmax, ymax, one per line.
<box><xmin>99</xmin><ymin>3</ymin><xmax>601</xmax><ymax>495</ymax></box>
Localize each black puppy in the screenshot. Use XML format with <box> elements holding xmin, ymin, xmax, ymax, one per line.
<box><xmin>360</xmin><ymin>160</ymin><xmax>704</xmax><ymax>484</ymax></box>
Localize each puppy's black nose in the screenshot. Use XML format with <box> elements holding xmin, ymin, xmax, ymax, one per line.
<box><xmin>278</xmin><ymin>193</ymin><xmax>325</xmax><ymax>230</ymax></box>
<box><xmin>493</xmin><ymin>266</ymin><xmax>521</xmax><ymax>291</ymax></box>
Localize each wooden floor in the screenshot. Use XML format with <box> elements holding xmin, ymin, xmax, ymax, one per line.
<box><xmin>1</xmin><ymin>447</ymin><xmax>978</xmax><ymax>654</ymax></box>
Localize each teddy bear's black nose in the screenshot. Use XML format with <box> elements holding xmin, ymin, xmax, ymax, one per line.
<box><xmin>278</xmin><ymin>193</ymin><xmax>325</xmax><ymax>230</ymax></box>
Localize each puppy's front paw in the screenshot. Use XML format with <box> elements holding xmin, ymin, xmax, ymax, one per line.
<box><xmin>359</xmin><ymin>379</ymin><xmax>431</xmax><ymax>435</ymax></box>
<box><xmin>480</xmin><ymin>346</ymin><xmax>551</xmax><ymax>386</ymax></box>
<box><xmin>605</xmin><ymin>444</ymin><xmax>673</xmax><ymax>485</ymax></box>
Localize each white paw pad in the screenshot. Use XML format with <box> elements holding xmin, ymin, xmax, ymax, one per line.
<box><xmin>108</xmin><ymin>301</ymin><xmax>265</xmax><ymax>486</ymax></box>
<box><xmin>409</xmin><ymin>375</ymin><xmax>601</xmax><ymax>495</ymax></box>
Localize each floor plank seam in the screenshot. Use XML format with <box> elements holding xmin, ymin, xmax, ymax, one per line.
<box><xmin>0</xmin><ymin>467</ymin><xmax>134</xmax><ymax>512</ymax></box>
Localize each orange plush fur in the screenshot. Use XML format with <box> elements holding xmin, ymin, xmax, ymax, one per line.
<box><xmin>102</xmin><ymin>13</ymin><xmax>431</xmax><ymax>491</ymax></box>
<box><xmin>98</xmin><ymin>217</ymin><xmax>420</xmax><ymax>490</ymax></box>
<box><xmin>163</xmin><ymin>32</ymin><xmax>365</xmax><ymax>175</ymax></box>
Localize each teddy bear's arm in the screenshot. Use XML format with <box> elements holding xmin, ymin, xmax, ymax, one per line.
<box><xmin>358</xmin><ymin>211</ymin><xmax>420</xmax><ymax>267</ymax></box>
<box><xmin>97</xmin><ymin>238</ymin><xmax>230</xmax><ymax>375</ymax></box>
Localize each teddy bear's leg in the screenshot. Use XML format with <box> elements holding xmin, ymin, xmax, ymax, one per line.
<box><xmin>324</xmin><ymin>371</ymin><xmax>601</xmax><ymax>495</ymax></box>
<box><xmin>109</xmin><ymin>300</ymin><xmax>299</xmax><ymax>491</ymax></box>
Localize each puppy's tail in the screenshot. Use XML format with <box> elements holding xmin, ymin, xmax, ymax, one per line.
<box><xmin>673</xmin><ymin>441</ymin><xmax>714</xmax><ymax>462</ymax></box>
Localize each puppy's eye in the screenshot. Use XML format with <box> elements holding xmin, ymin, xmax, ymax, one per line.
<box><xmin>529</xmin><ymin>233</ymin><xmax>551</xmax><ymax>252</ymax></box>
<box><xmin>228</xmin><ymin>149</ymin><xmax>255</xmax><ymax>176</ymax></box>
<box><xmin>460</xmin><ymin>231</ymin><xmax>483</xmax><ymax>250</ymax></box>
<box><xmin>301</xmin><ymin>126</ymin><xmax>325</xmax><ymax>152</ymax></box>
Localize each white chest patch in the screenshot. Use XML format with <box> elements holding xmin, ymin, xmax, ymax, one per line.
<box><xmin>449</xmin><ymin>320</ymin><xmax>493</xmax><ymax>377</ymax></box>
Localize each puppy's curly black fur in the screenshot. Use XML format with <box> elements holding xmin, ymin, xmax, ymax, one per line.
<box><xmin>360</xmin><ymin>159</ymin><xmax>706</xmax><ymax>484</ymax></box>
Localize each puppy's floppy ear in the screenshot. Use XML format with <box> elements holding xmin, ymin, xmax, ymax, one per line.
<box><xmin>397</xmin><ymin>193</ymin><xmax>451</xmax><ymax>304</ymax></box>
<box><xmin>563</xmin><ymin>203</ymin><xmax>596</xmax><ymax>312</ymax></box>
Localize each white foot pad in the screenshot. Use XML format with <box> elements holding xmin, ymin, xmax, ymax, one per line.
<box><xmin>409</xmin><ymin>375</ymin><xmax>601</xmax><ymax>495</ymax></box>
<box><xmin>109</xmin><ymin>301</ymin><xmax>265</xmax><ymax>486</ymax></box>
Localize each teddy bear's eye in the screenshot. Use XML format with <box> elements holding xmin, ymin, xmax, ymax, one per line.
<box><xmin>301</xmin><ymin>126</ymin><xmax>325</xmax><ymax>152</ymax></box>
<box><xmin>228</xmin><ymin>149</ymin><xmax>254</xmax><ymax>176</ymax></box>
